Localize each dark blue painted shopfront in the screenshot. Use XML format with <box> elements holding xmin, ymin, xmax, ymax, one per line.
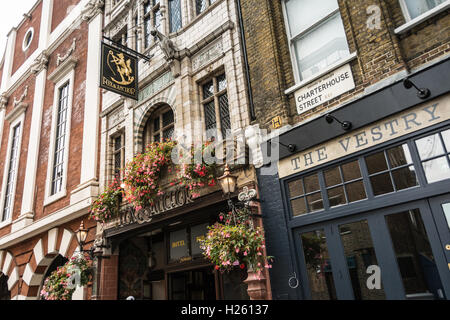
<box><xmin>259</xmin><ymin>58</ymin><xmax>450</xmax><ymax>300</ymax></box>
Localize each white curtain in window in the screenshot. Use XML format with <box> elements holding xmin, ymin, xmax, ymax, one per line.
<box><xmin>293</xmin><ymin>13</ymin><xmax>349</xmax><ymax>80</ymax></box>
<box><xmin>404</xmin><ymin>0</ymin><xmax>446</xmax><ymax>19</ymax></box>
<box><xmin>285</xmin><ymin>0</ymin><xmax>338</xmax><ymax>36</ymax></box>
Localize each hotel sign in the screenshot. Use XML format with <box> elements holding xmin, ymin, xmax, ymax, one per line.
<box><xmin>100</xmin><ymin>42</ymin><xmax>139</xmax><ymax>100</ymax></box>
<box><xmin>295</xmin><ymin>64</ymin><xmax>355</xmax><ymax>115</ymax></box>
<box><xmin>278</xmin><ymin>95</ymin><xmax>450</xmax><ymax>178</ymax></box>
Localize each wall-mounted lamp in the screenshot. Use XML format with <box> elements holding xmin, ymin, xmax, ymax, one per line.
<box><xmin>325</xmin><ymin>114</ymin><xmax>352</xmax><ymax>131</ymax></box>
<box><xmin>279</xmin><ymin>142</ymin><xmax>297</xmax><ymax>153</ymax></box>
<box><xmin>403</xmin><ymin>78</ymin><xmax>430</xmax><ymax>99</ymax></box>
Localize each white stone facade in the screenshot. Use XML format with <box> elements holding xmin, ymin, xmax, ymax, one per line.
<box><xmin>100</xmin><ymin>0</ymin><xmax>252</xmax><ymax>190</ymax></box>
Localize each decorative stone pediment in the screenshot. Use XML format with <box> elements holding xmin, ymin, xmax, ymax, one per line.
<box><xmin>81</xmin><ymin>0</ymin><xmax>104</xmax><ymax>22</ymax></box>
<box><xmin>13</xmin><ymin>86</ymin><xmax>28</xmax><ymax>108</ymax></box>
<box><xmin>57</xmin><ymin>38</ymin><xmax>77</xmax><ymax>67</ymax></box>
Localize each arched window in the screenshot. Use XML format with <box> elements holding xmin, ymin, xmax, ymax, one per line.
<box><xmin>143</xmin><ymin>105</ymin><xmax>174</xmax><ymax>149</ymax></box>
<box><xmin>0</xmin><ymin>274</ymin><xmax>10</xmax><ymax>300</ymax></box>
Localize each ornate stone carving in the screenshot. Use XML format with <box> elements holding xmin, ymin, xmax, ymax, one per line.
<box><xmin>151</xmin><ymin>28</ymin><xmax>178</xmax><ymax>61</ymax></box>
<box><xmin>0</xmin><ymin>94</ymin><xmax>8</xmax><ymax>111</ymax></box>
<box><xmin>13</xmin><ymin>86</ymin><xmax>29</xmax><ymax>108</ymax></box>
<box><xmin>30</xmin><ymin>51</ymin><xmax>49</xmax><ymax>75</ymax></box>
<box><xmin>151</xmin><ymin>28</ymin><xmax>182</xmax><ymax>77</ymax></box>
<box><xmin>244</xmin><ymin>269</ymin><xmax>268</xmax><ymax>300</ymax></box>
<box><xmin>192</xmin><ymin>40</ymin><xmax>223</xmax><ymax>71</ymax></box>
<box><xmin>57</xmin><ymin>38</ymin><xmax>77</xmax><ymax>67</ymax></box>
<box><xmin>81</xmin><ymin>0</ymin><xmax>104</xmax><ymax>21</ymax></box>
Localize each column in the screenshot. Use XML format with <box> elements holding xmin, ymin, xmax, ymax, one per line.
<box><xmin>71</xmin><ymin>3</ymin><xmax>103</xmax><ymax>204</ymax></box>
<box><xmin>13</xmin><ymin>59</ymin><xmax>48</xmax><ymax>232</ymax></box>
<box><xmin>13</xmin><ymin>0</ymin><xmax>53</xmax><ymax>231</ymax></box>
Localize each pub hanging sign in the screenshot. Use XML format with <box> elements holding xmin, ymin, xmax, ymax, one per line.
<box><xmin>100</xmin><ymin>42</ymin><xmax>139</xmax><ymax>100</ymax></box>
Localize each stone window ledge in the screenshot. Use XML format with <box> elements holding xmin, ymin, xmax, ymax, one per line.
<box><xmin>395</xmin><ymin>1</ymin><xmax>450</xmax><ymax>35</ymax></box>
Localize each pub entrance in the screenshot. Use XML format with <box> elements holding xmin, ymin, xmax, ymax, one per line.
<box><xmin>116</xmin><ymin>202</ymin><xmax>250</xmax><ymax>300</ymax></box>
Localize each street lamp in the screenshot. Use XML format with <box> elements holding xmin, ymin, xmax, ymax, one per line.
<box><xmin>217</xmin><ymin>164</ymin><xmax>259</xmax><ymax>227</ymax></box>
<box><xmin>217</xmin><ymin>164</ymin><xmax>238</xmax><ymax>198</ymax></box>
<box><xmin>76</xmin><ymin>220</ymin><xmax>89</xmax><ymax>249</ymax></box>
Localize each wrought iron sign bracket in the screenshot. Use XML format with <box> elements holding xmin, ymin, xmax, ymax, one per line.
<box><xmin>102</xmin><ymin>36</ymin><xmax>153</xmax><ymax>63</ymax></box>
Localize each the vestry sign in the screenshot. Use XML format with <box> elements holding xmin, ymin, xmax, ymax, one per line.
<box><xmin>100</xmin><ymin>42</ymin><xmax>139</xmax><ymax>100</ymax></box>
<box><xmin>294</xmin><ymin>64</ymin><xmax>355</xmax><ymax>115</ymax></box>
<box><xmin>278</xmin><ymin>95</ymin><xmax>450</xmax><ymax>178</ymax></box>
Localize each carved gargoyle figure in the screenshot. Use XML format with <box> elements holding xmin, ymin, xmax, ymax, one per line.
<box><xmin>150</xmin><ymin>28</ymin><xmax>178</xmax><ymax>62</ymax></box>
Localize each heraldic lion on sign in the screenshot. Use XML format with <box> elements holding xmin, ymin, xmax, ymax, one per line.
<box><xmin>107</xmin><ymin>50</ymin><xmax>135</xmax><ymax>86</ymax></box>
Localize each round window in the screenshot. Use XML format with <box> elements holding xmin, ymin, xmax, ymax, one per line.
<box><xmin>22</xmin><ymin>28</ymin><xmax>34</xmax><ymax>51</ymax></box>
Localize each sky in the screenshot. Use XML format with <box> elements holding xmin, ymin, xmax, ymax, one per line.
<box><xmin>0</xmin><ymin>0</ymin><xmax>37</xmax><ymax>60</ymax></box>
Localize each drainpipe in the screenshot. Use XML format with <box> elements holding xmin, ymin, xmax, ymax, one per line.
<box><xmin>236</xmin><ymin>0</ymin><xmax>256</xmax><ymax>121</ymax></box>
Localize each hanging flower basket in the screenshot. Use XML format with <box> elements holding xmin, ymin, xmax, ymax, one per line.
<box><xmin>199</xmin><ymin>209</ymin><xmax>273</xmax><ymax>274</ymax></box>
<box><xmin>89</xmin><ymin>179</ymin><xmax>123</xmax><ymax>224</ymax></box>
<box><xmin>90</xmin><ymin>140</ymin><xmax>218</xmax><ymax>222</ymax></box>
<box><xmin>172</xmin><ymin>140</ymin><xmax>217</xmax><ymax>199</ymax></box>
<box><xmin>40</xmin><ymin>252</ymin><xmax>93</xmax><ymax>301</ymax></box>
<box><xmin>122</xmin><ymin>140</ymin><xmax>177</xmax><ymax>211</ymax></box>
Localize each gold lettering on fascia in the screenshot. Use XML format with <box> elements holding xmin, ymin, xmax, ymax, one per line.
<box><xmin>278</xmin><ymin>96</ymin><xmax>450</xmax><ymax>178</ymax></box>
<box><xmin>172</xmin><ymin>240</ymin><xmax>185</xmax><ymax>248</ymax></box>
<box><xmin>118</xmin><ymin>188</ymin><xmax>194</xmax><ymax>227</ymax></box>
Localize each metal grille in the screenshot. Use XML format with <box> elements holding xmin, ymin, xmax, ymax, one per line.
<box><xmin>217</xmin><ymin>74</ymin><xmax>227</xmax><ymax>91</ymax></box>
<box><xmin>154</xmin><ymin>8</ymin><xmax>162</xmax><ymax>32</ymax></box>
<box><xmin>169</xmin><ymin>0</ymin><xmax>182</xmax><ymax>33</ymax></box>
<box><xmin>202</xmin><ymin>81</ymin><xmax>214</xmax><ymax>99</ymax></box>
<box><xmin>153</xmin><ymin>116</ymin><xmax>160</xmax><ymax>132</ymax></box>
<box><xmin>163</xmin><ymin>127</ymin><xmax>174</xmax><ymax>141</ymax></box>
<box><xmin>219</xmin><ymin>93</ymin><xmax>231</xmax><ymax>138</ymax></box>
<box><xmin>51</xmin><ymin>82</ymin><xmax>70</xmax><ymax>196</ymax></box>
<box><xmin>163</xmin><ymin>110</ymin><xmax>174</xmax><ymax>127</ymax></box>
<box><xmin>204</xmin><ymin>101</ymin><xmax>217</xmax><ymax>139</ymax></box>
<box><xmin>2</xmin><ymin>124</ymin><xmax>21</xmax><ymax>221</ymax></box>
<box><xmin>144</xmin><ymin>16</ymin><xmax>151</xmax><ymax>48</ymax></box>
<box><xmin>196</xmin><ymin>0</ymin><xmax>208</xmax><ymax>15</ymax></box>
<box><xmin>114</xmin><ymin>136</ymin><xmax>123</xmax><ymax>178</ymax></box>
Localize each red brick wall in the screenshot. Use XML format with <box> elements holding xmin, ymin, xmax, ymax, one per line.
<box><xmin>11</xmin><ymin>1</ymin><xmax>42</xmax><ymax>76</ymax></box>
<box><xmin>51</xmin><ymin>0</ymin><xmax>81</xmax><ymax>33</ymax></box>
<box><xmin>34</xmin><ymin>22</ymin><xmax>89</xmax><ymax>221</ymax></box>
<box><xmin>99</xmin><ymin>255</ymin><xmax>119</xmax><ymax>300</ymax></box>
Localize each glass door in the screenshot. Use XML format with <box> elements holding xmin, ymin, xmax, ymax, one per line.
<box><xmin>295</xmin><ymin>200</ymin><xmax>450</xmax><ymax>300</ymax></box>
<box><xmin>428</xmin><ymin>194</ymin><xmax>450</xmax><ymax>292</ymax></box>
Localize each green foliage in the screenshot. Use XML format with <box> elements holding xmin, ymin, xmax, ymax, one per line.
<box><xmin>40</xmin><ymin>253</ymin><xmax>93</xmax><ymax>301</ymax></box>
<box><xmin>199</xmin><ymin>208</ymin><xmax>273</xmax><ymax>274</ymax></box>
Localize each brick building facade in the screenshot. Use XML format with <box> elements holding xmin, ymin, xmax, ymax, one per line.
<box><xmin>95</xmin><ymin>0</ymin><xmax>270</xmax><ymax>300</ymax></box>
<box><xmin>240</xmin><ymin>0</ymin><xmax>450</xmax><ymax>300</ymax></box>
<box><xmin>0</xmin><ymin>0</ymin><xmax>103</xmax><ymax>300</ymax></box>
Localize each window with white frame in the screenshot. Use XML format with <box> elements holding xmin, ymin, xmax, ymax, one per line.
<box><xmin>399</xmin><ymin>0</ymin><xmax>448</xmax><ymax>20</ymax></box>
<box><xmin>51</xmin><ymin>82</ymin><xmax>70</xmax><ymax>196</ymax></box>
<box><xmin>1</xmin><ymin>122</ymin><xmax>22</xmax><ymax>222</ymax></box>
<box><xmin>45</xmin><ymin>68</ymin><xmax>75</xmax><ymax>205</ymax></box>
<box><xmin>144</xmin><ymin>0</ymin><xmax>162</xmax><ymax>49</ymax></box>
<box><xmin>283</xmin><ymin>0</ymin><xmax>350</xmax><ymax>82</ymax></box>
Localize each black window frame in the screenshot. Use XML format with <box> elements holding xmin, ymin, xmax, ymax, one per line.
<box><xmin>283</xmin><ymin>123</ymin><xmax>450</xmax><ymax>223</ymax></box>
